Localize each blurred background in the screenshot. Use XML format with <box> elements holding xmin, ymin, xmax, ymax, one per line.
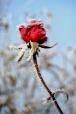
<box><xmin>0</xmin><ymin>0</ymin><xmax>76</xmax><ymax>114</ymax></box>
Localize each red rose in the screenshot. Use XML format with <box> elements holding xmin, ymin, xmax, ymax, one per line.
<box><xmin>18</xmin><ymin>19</ymin><xmax>47</xmax><ymax>44</ymax></box>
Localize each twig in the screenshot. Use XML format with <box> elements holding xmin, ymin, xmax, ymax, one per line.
<box><xmin>33</xmin><ymin>53</ymin><xmax>64</xmax><ymax>114</ymax></box>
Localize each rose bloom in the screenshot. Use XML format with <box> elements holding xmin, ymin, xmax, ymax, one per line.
<box><xmin>18</xmin><ymin>19</ymin><xmax>47</xmax><ymax>44</ymax></box>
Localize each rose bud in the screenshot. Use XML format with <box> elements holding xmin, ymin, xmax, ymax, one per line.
<box><xmin>18</xmin><ymin>19</ymin><xmax>47</xmax><ymax>44</ymax></box>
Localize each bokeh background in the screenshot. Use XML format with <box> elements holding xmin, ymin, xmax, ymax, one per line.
<box><xmin>0</xmin><ymin>0</ymin><xmax>76</xmax><ymax>114</ymax></box>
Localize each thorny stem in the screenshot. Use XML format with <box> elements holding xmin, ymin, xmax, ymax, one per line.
<box><xmin>33</xmin><ymin>53</ymin><xmax>64</xmax><ymax>114</ymax></box>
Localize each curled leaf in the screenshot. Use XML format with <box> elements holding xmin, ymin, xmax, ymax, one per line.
<box><xmin>16</xmin><ymin>48</ymin><xmax>25</xmax><ymax>62</ymax></box>
<box><xmin>39</xmin><ymin>43</ymin><xmax>58</xmax><ymax>49</ymax></box>
<box><xmin>9</xmin><ymin>44</ymin><xmax>27</xmax><ymax>50</ymax></box>
<box><xmin>47</xmin><ymin>89</ymin><xmax>69</xmax><ymax>104</ymax></box>
<box><xmin>9</xmin><ymin>44</ymin><xmax>27</xmax><ymax>62</ymax></box>
<box><xmin>53</xmin><ymin>89</ymin><xmax>69</xmax><ymax>103</ymax></box>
